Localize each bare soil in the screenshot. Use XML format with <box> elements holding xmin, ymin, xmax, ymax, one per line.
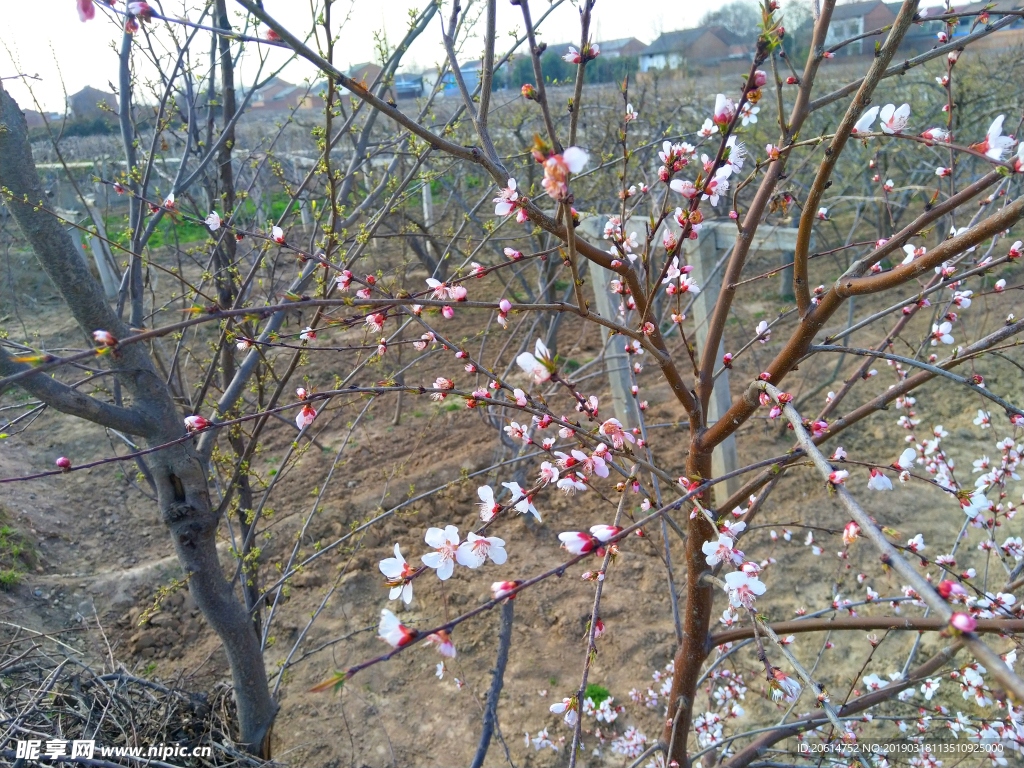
<box><xmin>1</xmin><ymin>237</ymin><xmax>1020</xmax><ymax>768</ymax></box>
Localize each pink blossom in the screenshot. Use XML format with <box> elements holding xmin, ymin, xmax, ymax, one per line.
<box><xmin>558</xmin><ymin>531</ymin><xmax>599</xmax><ymax>556</ymax></box>
<box><xmin>477</xmin><ymin>485</ymin><xmax>501</xmax><ymax>522</ymax></box>
<box><xmin>724</xmin><ymin>571</ymin><xmax>766</xmax><ymax>609</ymax></box>
<box><xmin>771</xmin><ymin>669</ymin><xmax>802</xmax><ymax>702</ymax></box>
<box><xmin>184</xmin><ymin>415</ymin><xmax>211</xmax><ymax>432</ymax></box>
<box><xmin>702</xmin><ymin>173</ymin><xmax>729</xmax><ymax>205</ymax></box>
<box><xmin>843</xmin><ymin>522</ymin><xmax>860</xmax><ymax>545</ymax></box>
<box><xmin>92</xmin><ymin>330</ymin><xmax>117</xmax><ymax>347</ymax></box>
<box><xmin>491</xmin><ymin>581</ymin><xmax>520</xmax><ymax>600</ymax></box>
<box><xmin>456</xmin><ymin>532</ymin><xmax>507</xmax><ymax>568</ymax></box>
<box><xmin>599</xmin><ymin>417</ymin><xmax>635</xmax><ymax>449</ymax></box>
<box><xmin>77</xmin><ymin>0</ymin><xmax>96</xmax><ymax>22</ymax></box>
<box><xmin>938</xmin><ymin>580</ymin><xmax>968</xmax><ymax>600</ymax></box>
<box><xmin>421</xmin><ymin>525</ymin><xmax>460</xmax><ymax>580</ymax></box>
<box><xmin>971</xmin><ymin>115</ymin><xmax>1016</xmax><ymax>160</ymax></box>
<box><xmin>879</xmin><ymin>103</ymin><xmax>910</xmax><ymax>135</ymax></box>
<box><xmin>713</xmin><ymin>94</ymin><xmax>736</xmax><ymax>126</ymax></box>
<box><xmin>498</xmin><ymin>481</ymin><xmax>538</xmax><ymax>520</ymax></box>
<box><xmin>430</xmin><ymin>377</ymin><xmax>454</xmax><ymax>401</ymax></box>
<box><xmin>702</xmin><ymin>534</ymin><xmax>739</xmax><ymax>566</ymax></box>
<box><xmin>541</xmin><ymin>147</ymin><xmax>589</xmax><ymax>201</ymax></box>
<box><xmin>426</xmin><ymin>630</ymin><xmax>457</xmax><ymax>658</ymax></box>
<box><xmin>538</xmin><ymin>461</ymin><xmax>559</xmax><ymax>486</ymax></box>
<box><xmin>296</xmin><ymin>404</ymin><xmax>316</xmax><ymax>429</ymax></box>
<box><xmin>920</xmin><ymin>127</ymin><xmax>950</xmax><ymax>143</ymax></box>
<box><xmin>950</xmin><ymin>612</ymin><xmax>977</xmax><ymax>633</ymax></box>
<box><xmin>549</xmin><ymin>697</ymin><xmax>579</xmax><ymax>727</ymax></box>
<box><xmin>590</xmin><ymin>524</ymin><xmax>622</xmax><ymax>542</ymax></box>
<box><xmin>127</xmin><ymin>2</ymin><xmax>154</xmax><ymax>21</ymax></box>
<box><xmin>493</xmin><ymin>178</ymin><xmax>519</xmax><ymax>216</ymax></box>
<box><xmin>425</xmin><ymin>278</ymin><xmax>450</xmax><ymax>300</ymax></box>
<box><xmin>365</xmin><ymin>313</ymin><xmax>385</xmax><ymax>332</ymax></box>
<box><xmin>378</xmin><ymin>608</ymin><xmax>417</xmax><ymax>648</ymax></box>
<box><xmin>829</xmin><ymin>470</ymin><xmax>849</xmax><ymax>485</ymax></box>
<box><xmin>670</xmin><ymin>179</ymin><xmax>697</xmax><ymax>198</ymax></box>
<box><xmin>852</xmin><ymin>106</ymin><xmax>879</xmax><ymax>134</ymax></box>
<box><xmin>867</xmin><ymin>468</ymin><xmax>892</xmax><ymax>491</ymax></box>
<box><xmin>379</xmin><ymin>544</ymin><xmax>415</xmax><ymax>604</ymax></box>
<box><xmin>516</xmin><ymin>339</ymin><xmax>553</xmax><ymax>383</ymax></box>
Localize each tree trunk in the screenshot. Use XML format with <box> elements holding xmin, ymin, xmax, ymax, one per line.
<box><xmin>0</xmin><ymin>84</ymin><xmax>277</xmax><ymax>757</ymax></box>
<box><xmin>662</xmin><ymin>442</ymin><xmax>717</xmax><ymax>766</ymax></box>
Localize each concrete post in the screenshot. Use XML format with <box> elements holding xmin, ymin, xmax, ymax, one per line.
<box><xmin>575</xmin><ymin>215</ymin><xmax>638</xmax><ymax>429</ymax></box>
<box><xmin>686</xmin><ymin>223</ymin><xmax>741</xmax><ymax>502</ymax></box>
<box><xmin>779</xmin><ymin>216</ymin><xmax>796</xmax><ymax>302</ymax></box>
<box><xmin>574</xmin><ymin>216</ymin><xmax>799</xmax><ymax>503</ymax></box>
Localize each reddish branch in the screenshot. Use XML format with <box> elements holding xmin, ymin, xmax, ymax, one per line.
<box><xmin>711</xmin><ymin>616</ymin><xmax>1024</xmax><ymax>647</ymax></box>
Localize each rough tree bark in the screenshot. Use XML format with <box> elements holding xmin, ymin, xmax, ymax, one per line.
<box><xmin>0</xmin><ymin>86</ymin><xmax>278</xmax><ymax>757</ymax></box>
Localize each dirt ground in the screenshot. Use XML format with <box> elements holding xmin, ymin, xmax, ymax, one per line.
<box><xmin>2</xmin><ymin>231</ymin><xmax>1022</xmax><ymax>768</ymax></box>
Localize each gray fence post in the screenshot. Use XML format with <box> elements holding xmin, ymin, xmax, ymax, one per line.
<box><xmin>575</xmin><ymin>216</ymin><xmax>799</xmax><ymax>506</ymax></box>
<box><xmin>779</xmin><ymin>215</ymin><xmax>796</xmax><ymax>302</ymax></box>
<box><xmin>575</xmin><ymin>216</ymin><xmax>639</xmax><ymax>429</ymax></box>
<box><xmin>686</xmin><ymin>223</ymin><xmax>741</xmax><ymax>503</ymax></box>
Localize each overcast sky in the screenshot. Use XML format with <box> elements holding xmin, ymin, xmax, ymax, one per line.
<box><xmin>0</xmin><ymin>0</ymin><xmax>755</xmax><ymax>111</ymax></box>
<box><xmin>2</xmin><ymin>1</ymin><xmax>944</xmax><ymax>113</ymax></box>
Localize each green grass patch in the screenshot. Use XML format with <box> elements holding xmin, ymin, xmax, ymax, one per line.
<box><xmin>584</xmin><ymin>683</ymin><xmax>611</xmax><ymax>705</ymax></box>
<box><xmin>0</xmin><ymin>506</ymin><xmax>35</xmax><ymax>591</ymax></box>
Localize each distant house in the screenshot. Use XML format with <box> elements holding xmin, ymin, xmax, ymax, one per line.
<box><xmin>349</xmin><ymin>63</ymin><xmax>384</xmax><ymax>88</ymax></box>
<box><xmin>595</xmin><ymin>37</ymin><xmax>647</xmax><ymax>58</ymax></box>
<box><xmin>435</xmin><ymin>61</ymin><xmax>482</xmax><ymax>96</ymax></box>
<box><xmin>23</xmin><ymin>110</ymin><xmax>61</xmax><ymax>128</ymax></box>
<box><xmin>639</xmin><ymin>26</ymin><xmax>747</xmax><ymax>72</ymax></box>
<box><xmin>954</xmin><ymin>1</ymin><xmax>1024</xmax><ymax>43</ymax></box>
<box><xmin>823</xmin><ymin>2</ymin><xmax>897</xmax><ymax>55</ymax></box>
<box><xmin>66</xmin><ymin>86</ymin><xmax>118</xmax><ymax>121</ymax></box>
<box><xmin>394</xmin><ymin>73</ymin><xmax>425</xmax><ymax>99</ymax></box>
<box><xmin>246</xmin><ymin>77</ymin><xmax>323</xmax><ymax>112</ymax></box>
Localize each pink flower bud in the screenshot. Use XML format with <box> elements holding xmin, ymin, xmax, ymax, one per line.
<box><xmin>499</xmin><ymin>298</ymin><xmax>512</xmax><ymax>313</ymax></box>
<box><xmin>442</xmin><ymin>305</ymin><xmax>455</xmax><ymax>319</ymax></box>
<box><xmin>184</xmin><ymin>415</ymin><xmax>211</xmax><ymax>432</ymax></box>
<box><xmin>950</xmin><ymin>612</ymin><xmax>976</xmax><ymax>632</ymax></box>
<box><xmin>56</xmin><ymin>456</ymin><xmax>72</xmax><ymax>472</ymax></box>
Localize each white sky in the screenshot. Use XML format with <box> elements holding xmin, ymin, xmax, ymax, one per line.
<box><xmin>0</xmin><ymin>0</ymin><xmax>742</xmax><ymax>112</ymax></box>
<box><xmin>1</xmin><ymin>1</ymin><xmax>946</xmax><ymax>113</ymax></box>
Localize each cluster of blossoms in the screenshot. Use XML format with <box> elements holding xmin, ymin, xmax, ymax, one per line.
<box><xmin>492</xmin><ymin>178</ymin><xmax>528</xmax><ymax>222</ymax></box>
<box><xmin>603</xmin><ymin>216</ymin><xmax>640</xmax><ymax>261</ymax></box>
<box><xmin>540</xmin><ymin>146</ymin><xmax>589</xmax><ymax>201</ymax></box>
<box><xmin>852</xmin><ymin>102</ymin><xmax>911</xmax><ymax>135</ymax></box>
<box><xmin>668</xmin><ymin>133</ymin><xmax>746</xmax><ymax>208</ymax></box>
<box><xmin>661</xmin><ymin>256</ymin><xmax>700</xmax><ymax>295</ymax></box>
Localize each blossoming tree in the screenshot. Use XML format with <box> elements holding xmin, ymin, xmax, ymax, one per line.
<box><xmin>2</xmin><ymin>0</ymin><xmax>1024</xmax><ymax>765</ymax></box>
